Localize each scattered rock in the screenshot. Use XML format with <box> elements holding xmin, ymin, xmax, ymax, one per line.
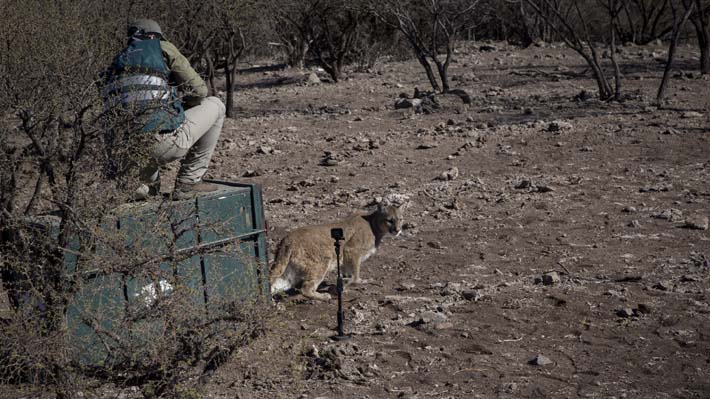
<box><xmin>436</xmin><ymin>167</ymin><xmax>459</xmax><ymax>181</ymax></box>
<box><xmin>681</xmin><ymin>111</ymin><xmax>703</xmax><ymax>118</ymax></box>
<box><xmin>683</xmin><ymin>215</ymin><xmax>708</xmax><ymax>230</ymax></box>
<box><xmin>574</xmin><ymin>90</ymin><xmax>592</xmax><ymax>102</ymax></box>
<box><xmin>408</xmin><ymin>311</ymin><xmax>448</xmax><ymax>329</ymax></box>
<box><xmin>515</xmin><ymin>179</ymin><xmax>532</xmax><ymax>189</ymax></box>
<box><xmin>434</xmin><ymin>322</ymin><xmax>454</xmax><ymax>330</ymax></box>
<box><xmin>399</xmin><ymin>282</ymin><xmax>416</xmax><ymax>291</ymax></box>
<box><xmin>402</xmin><ymin>222</ymin><xmax>417</xmax><ymax>230</ymax></box>
<box><xmin>639</xmin><ymin>184</ymin><xmax>672</xmax><ymax>192</ymax></box>
<box><xmin>242</xmin><ymin>169</ymin><xmax>263</xmax><ymax>177</ymax></box>
<box><xmin>320</xmin><ymin>151</ymin><xmax>342</xmax><ymax>166</ymax></box>
<box><xmin>394</xmin><ymin>97</ymin><xmax>422</xmax><ymax>110</ymax></box>
<box><xmin>622</xmin><ymin>206</ymin><xmax>637</xmax><ymax>213</ymax></box>
<box><xmin>462</xmin><ymin>290</ymin><xmax>482</xmax><ymax>301</ymax></box>
<box><xmin>547</xmin><ymin>120</ymin><xmax>573</xmax><ymax>132</ymax></box>
<box><xmin>256</xmin><ymin>145</ymin><xmax>274</xmax><ymax>154</ymax></box>
<box><xmin>529</xmin><ymin>354</ymin><xmax>553</xmax><ymax>366</ymax></box>
<box><xmin>637</xmin><ymin>303</ymin><xmax>652</xmax><ymax>314</ymax></box>
<box><xmin>651</xmin><ymin>208</ymin><xmax>683</xmax><ymax>221</ymax></box>
<box><xmin>542</xmin><ymin>272</ymin><xmax>561</xmax><ymax>286</ymax></box>
<box><xmin>427</xmin><ymin>241</ymin><xmax>443</xmax><ymax>249</ymax></box>
<box><xmin>652</xmin><ymin>281</ymin><xmax>670</xmax><ymax>291</ymax></box>
<box><xmin>306</xmin><ymin>72</ymin><xmax>321</xmax><ymax>85</ymax></box>
<box><xmin>628</xmin><ymin>220</ymin><xmax>642</xmax><ymax>228</ymax></box>
<box><xmin>616</xmin><ymin>308</ymin><xmax>636</xmax><ymax>318</ymax></box>
<box><xmin>479</xmin><ymin>44</ymin><xmax>497</xmax><ymax>52</ymax></box>
<box><xmin>417</xmin><ymin>142</ymin><xmax>438</xmax><ymax>149</ymax></box>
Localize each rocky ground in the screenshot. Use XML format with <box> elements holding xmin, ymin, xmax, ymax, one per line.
<box><xmin>4</xmin><ymin>40</ymin><xmax>710</xmax><ymax>398</ymax></box>
<box><xmin>184</xmin><ymin>41</ymin><xmax>710</xmax><ymax>398</ymax></box>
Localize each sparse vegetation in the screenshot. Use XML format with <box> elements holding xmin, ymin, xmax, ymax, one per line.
<box><xmin>1</xmin><ymin>0</ymin><xmax>708</xmax><ymax>397</ymax></box>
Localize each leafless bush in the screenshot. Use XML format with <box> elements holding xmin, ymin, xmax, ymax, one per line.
<box><xmin>1</xmin><ymin>1</ymin><xmax>270</xmax><ymax>397</ymax></box>
<box><xmin>368</xmin><ymin>0</ymin><xmax>482</xmax><ymax>93</ymax></box>
<box><xmin>522</xmin><ymin>0</ymin><xmax>624</xmax><ymax>100</ymax></box>
<box><xmin>684</xmin><ymin>0</ymin><xmax>710</xmax><ymax>74</ymax></box>
<box><xmin>265</xmin><ymin>0</ymin><xmax>367</xmax><ymax>82</ymax></box>
<box><xmin>616</xmin><ymin>0</ymin><xmax>674</xmax><ymax>44</ymax></box>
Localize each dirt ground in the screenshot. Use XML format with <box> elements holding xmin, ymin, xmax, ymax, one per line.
<box><xmin>182</xmin><ymin>41</ymin><xmax>710</xmax><ymax>398</ymax></box>
<box><xmin>4</xmin><ymin>40</ymin><xmax>710</xmax><ymax>398</ymax></box>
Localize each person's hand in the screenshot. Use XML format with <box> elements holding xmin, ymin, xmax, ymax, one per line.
<box><xmin>183</xmin><ymin>96</ymin><xmax>203</xmax><ymax>109</ymax></box>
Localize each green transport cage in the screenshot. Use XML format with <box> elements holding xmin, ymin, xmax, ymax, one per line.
<box><xmin>16</xmin><ymin>180</ymin><xmax>269</xmax><ymax>366</ymax></box>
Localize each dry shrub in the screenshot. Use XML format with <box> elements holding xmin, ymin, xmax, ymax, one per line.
<box><xmin>1</xmin><ymin>1</ymin><xmax>271</xmax><ymax>397</ymax></box>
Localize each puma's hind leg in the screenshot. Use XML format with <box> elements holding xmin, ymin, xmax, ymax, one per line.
<box><xmin>300</xmin><ymin>265</ymin><xmax>331</xmax><ymax>301</ymax></box>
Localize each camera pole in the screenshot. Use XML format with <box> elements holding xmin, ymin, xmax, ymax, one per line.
<box><xmin>331</xmin><ymin>228</ymin><xmax>350</xmax><ymax>341</ymax></box>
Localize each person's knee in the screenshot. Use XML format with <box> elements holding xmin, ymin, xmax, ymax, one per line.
<box><xmin>206</xmin><ymin>96</ymin><xmax>226</xmax><ymax>117</ymax></box>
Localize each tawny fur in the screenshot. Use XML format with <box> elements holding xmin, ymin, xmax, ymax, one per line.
<box><xmin>270</xmin><ymin>204</ymin><xmax>403</xmax><ymax>301</ymax></box>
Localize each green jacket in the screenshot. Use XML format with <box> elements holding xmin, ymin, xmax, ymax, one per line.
<box><xmin>160</xmin><ymin>40</ymin><xmax>208</xmax><ymax>108</ymax></box>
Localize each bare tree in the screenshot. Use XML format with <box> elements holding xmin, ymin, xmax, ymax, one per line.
<box><xmin>658</xmin><ymin>0</ymin><xmax>696</xmax><ymax>102</ymax></box>
<box><xmin>368</xmin><ymin>0</ymin><xmax>481</xmax><ymax>93</ymax></box>
<box><xmin>616</xmin><ymin>0</ymin><xmax>674</xmax><ymax>44</ymax></box>
<box><xmin>683</xmin><ymin>0</ymin><xmax>710</xmax><ymax>74</ymax></box>
<box><xmin>266</xmin><ymin>0</ymin><xmax>365</xmax><ymax>82</ymax></box>
<box><xmin>522</xmin><ymin>0</ymin><xmax>624</xmax><ymax>100</ymax></box>
<box><xmin>1</xmin><ymin>2</ymin><xmax>268</xmax><ymax>397</ymax></box>
<box><xmin>208</xmin><ymin>1</ymin><xmax>250</xmax><ymax>118</ymax></box>
<box><xmin>308</xmin><ymin>0</ymin><xmax>364</xmax><ymax>82</ymax></box>
<box><xmin>265</xmin><ymin>0</ymin><xmax>318</xmax><ymax>69</ymax></box>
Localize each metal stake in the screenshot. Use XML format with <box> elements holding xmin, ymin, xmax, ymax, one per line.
<box><xmin>330</xmin><ymin>228</ymin><xmax>350</xmax><ymax>341</ymax></box>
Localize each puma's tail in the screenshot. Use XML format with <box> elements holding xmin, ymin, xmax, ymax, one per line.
<box><xmin>270</xmin><ymin>238</ymin><xmax>293</xmax><ymax>293</ymax></box>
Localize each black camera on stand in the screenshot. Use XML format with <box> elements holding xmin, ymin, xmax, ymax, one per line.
<box><xmin>330</xmin><ymin>228</ymin><xmax>350</xmax><ymax>341</ymax></box>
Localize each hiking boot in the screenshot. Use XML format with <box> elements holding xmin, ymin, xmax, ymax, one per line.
<box><xmin>134</xmin><ymin>180</ymin><xmax>161</xmax><ymax>201</ymax></box>
<box><xmin>172</xmin><ymin>180</ymin><xmax>219</xmax><ymax>200</ymax></box>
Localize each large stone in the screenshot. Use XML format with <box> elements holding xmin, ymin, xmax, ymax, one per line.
<box><xmin>436</xmin><ymin>167</ymin><xmax>459</xmax><ymax>181</ymax></box>
<box><xmin>542</xmin><ymin>272</ymin><xmax>561</xmax><ymax>286</ymax></box>
<box><xmin>394</xmin><ymin>98</ymin><xmax>422</xmax><ymax>109</ymax></box>
<box><xmin>529</xmin><ymin>354</ymin><xmax>553</xmax><ymax>366</ymax></box>
<box><xmin>547</xmin><ymin>120</ymin><xmax>573</xmax><ymax>132</ymax></box>
<box><xmin>681</xmin><ymin>111</ymin><xmax>703</xmax><ymax>118</ymax></box>
<box><xmin>616</xmin><ymin>308</ymin><xmax>636</xmax><ymax>318</ymax></box>
<box><xmin>306</xmin><ymin>72</ymin><xmax>321</xmax><ymax>84</ymax></box>
<box><xmin>652</xmin><ymin>208</ymin><xmax>683</xmax><ymax>221</ymax></box>
<box><xmin>462</xmin><ymin>290</ymin><xmax>482</xmax><ymax>301</ymax></box>
<box><xmin>684</xmin><ymin>215</ymin><xmax>709</xmax><ymax>230</ymax></box>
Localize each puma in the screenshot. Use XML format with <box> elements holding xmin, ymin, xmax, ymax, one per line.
<box><xmin>270</xmin><ymin>204</ymin><xmax>403</xmax><ymax>301</ymax></box>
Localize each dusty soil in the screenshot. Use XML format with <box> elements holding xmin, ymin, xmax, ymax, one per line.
<box><xmin>190</xmin><ymin>42</ymin><xmax>710</xmax><ymax>398</ymax></box>
<box><xmin>4</xmin><ymin>41</ymin><xmax>710</xmax><ymax>398</ymax></box>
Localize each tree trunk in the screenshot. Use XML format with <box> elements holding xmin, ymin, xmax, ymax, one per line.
<box><xmin>610</xmin><ymin>3</ymin><xmax>622</xmax><ymax>100</ymax></box>
<box><xmin>436</xmin><ymin>61</ymin><xmax>450</xmax><ymax>93</ymax></box>
<box><xmin>701</xmin><ymin>37</ymin><xmax>710</xmax><ymax>74</ymax></box>
<box><xmin>433</xmin><ymin>48</ymin><xmax>451</xmax><ymax>93</ymax></box>
<box><xmin>224</xmin><ymin>63</ymin><xmax>234</xmax><ymax>118</ymax></box>
<box><xmin>658</xmin><ymin>2</ymin><xmax>695</xmax><ymax>102</ymax></box>
<box><xmin>417</xmin><ymin>54</ymin><xmax>440</xmax><ymax>92</ymax></box>
<box><xmin>690</xmin><ymin>16</ymin><xmax>710</xmax><ymax>74</ymax></box>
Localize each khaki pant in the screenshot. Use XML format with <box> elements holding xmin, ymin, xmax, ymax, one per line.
<box><xmin>141</xmin><ymin>96</ymin><xmax>226</xmax><ymax>184</ymax></box>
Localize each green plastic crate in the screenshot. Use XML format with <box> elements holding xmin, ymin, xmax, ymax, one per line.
<box><xmin>20</xmin><ymin>181</ymin><xmax>269</xmax><ymax>366</ymax></box>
